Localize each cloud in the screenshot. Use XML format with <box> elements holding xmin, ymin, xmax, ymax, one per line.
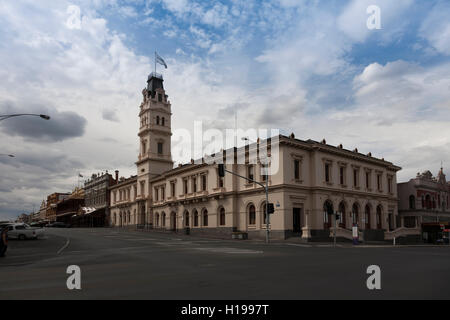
<box><xmin>102</xmin><ymin>108</ymin><xmax>120</xmax><ymax>122</ymax></box>
<box><xmin>419</xmin><ymin>1</ymin><xmax>450</xmax><ymax>56</ymax></box>
<box><xmin>337</xmin><ymin>0</ymin><xmax>414</xmax><ymax>43</ymax></box>
<box><xmin>0</xmin><ymin>101</ymin><xmax>87</xmax><ymax>142</ymax></box>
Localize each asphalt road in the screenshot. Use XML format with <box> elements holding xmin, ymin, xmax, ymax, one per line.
<box><xmin>0</xmin><ymin>228</ymin><xmax>449</xmax><ymax>300</ymax></box>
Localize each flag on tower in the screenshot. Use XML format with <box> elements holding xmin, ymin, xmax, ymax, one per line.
<box><xmin>155</xmin><ymin>52</ymin><xmax>167</xmax><ymax>69</ymax></box>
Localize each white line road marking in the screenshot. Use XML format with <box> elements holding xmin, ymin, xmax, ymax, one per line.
<box><xmin>57</xmin><ymin>238</ymin><xmax>70</xmax><ymax>255</ymax></box>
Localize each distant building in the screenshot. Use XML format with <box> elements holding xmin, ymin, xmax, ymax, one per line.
<box><xmin>46</xmin><ymin>192</ymin><xmax>70</xmax><ymax>222</ymax></box>
<box><xmin>55</xmin><ymin>188</ymin><xmax>84</xmax><ymax>225</ymax></box>
<box><xmin>76</xmin><ymin>171</ymin><xmax>117</xmax><ymax>227</ymax></box>
<box><xmin>38</xmin><ymin>200</ymin><xmax>47</xmax><ymax>221</ymax></box>
<box><xmin>17</xmin><ymin>213</ymin><xmax>32</xmax><ymax>224</ymax></box>
<box><xmin>398</xmin><ymin>167</ymin><xmax>450</xmax><ymax>243</ymax></box>
<box><xmin>109</xmin><ymin>175</ymin><xmax>138</xmax><ymax>227</ymax></box>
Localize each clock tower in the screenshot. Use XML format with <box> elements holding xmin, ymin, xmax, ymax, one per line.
<box><xmin>136</xmin><ymin>72</ymin><xmax>173</xmax><ymax>223</ymax></box>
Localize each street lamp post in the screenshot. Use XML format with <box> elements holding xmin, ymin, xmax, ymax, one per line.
<box><xmin>0</xmin><ymin>114</ymin><xmax>51</xmax><ymax>122</ymax></box>
<box><xmin>0</xmin><ymin>154</ymin><xmax>14</xmax><ymax>158</ymax></box>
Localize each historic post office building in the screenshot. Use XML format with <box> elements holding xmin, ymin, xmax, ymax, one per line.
<box><xmin>109</xmin><ymin>73</ymin><xmax>402</xmax><ymax>241</ymax></box>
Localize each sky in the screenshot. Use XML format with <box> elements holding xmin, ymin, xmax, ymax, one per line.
<box><xmin>0</xmin><ymin>0</ymin><xmax>450</xmax><ymax>220</ymax></box>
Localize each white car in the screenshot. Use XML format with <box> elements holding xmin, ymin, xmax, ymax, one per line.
<box><xmin>6</xmin><ymin>223</ymin><xmax>45</xmax><ymax>240</ymax></box>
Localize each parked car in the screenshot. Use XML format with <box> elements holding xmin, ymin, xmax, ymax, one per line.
<box><xmin>6</xmin><ymin>223</ymin><xmax>45</xmax><ymax>240</ymax></box>
<box><xmin>46</xmin><ymin>222</ymin><xmax>70</xmax><ymax>228</ymax></box>
<box><xmin>30</xmin><ymin>222</ymin><xmax>47</xmax><ymax>228</ymax></box>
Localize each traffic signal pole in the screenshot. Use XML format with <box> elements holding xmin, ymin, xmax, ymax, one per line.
<box><xmin>218</xmin><ymin>164</ymin><xmax>270</xmax><ymax>244</ymax></box>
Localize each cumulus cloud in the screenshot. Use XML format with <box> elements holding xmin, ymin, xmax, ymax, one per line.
<box><xmin>102</xmin><ymin>108</ymin><xmax>120</xmax><ymax>122</ymax></box>
<box><xmin>419</xmin><ymin>1</ymin><xmax>450</xmax><ymax>56</ymax></box>
<box><xmin>1</xmin><ymin>0</ymin><xmax>450</xmax><ymax>220</ymax></box>
<box><xmin>0</xmin><ymin>101</ymin><xmax>87</xmax><ymax>142</ymax></box>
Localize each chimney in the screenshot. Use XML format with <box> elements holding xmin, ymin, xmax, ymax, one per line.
<box><xmin>115</xmin><ymin>170</ymin><xmax>119</xmax><ymax>183</ymax></box>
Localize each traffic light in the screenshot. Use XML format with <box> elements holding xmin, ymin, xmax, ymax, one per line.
<box><xmin>267</xmin><ymin>203</ymin><xmax>275</xmax><ymax>214</ymax></box>
<box><xmin>218</xmin><ymin>164</ymin><xmax>225</xmax><ymax>177</ymax></box>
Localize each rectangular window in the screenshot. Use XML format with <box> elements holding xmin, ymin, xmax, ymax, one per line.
<box><xmin>377</xmin><ymin>174</ymin><xmax>382</xmax><ymax>190</ymax></box>
<box><xmin>366</xmin><ymin>172</ymin><xmax>370</xmax><ymax>189</ymax></box>
<box><xmin>157</xmin><ymin>142</ymin><xmax>163</xmax><ymax>155</ymax></box>
<box><xmin>192</xmin><ymin>176</ymin><xmax>197</xmax><ymax>193</ymax></box>
<box><xmin>353</xmin><ymin>169</ymin><xmax>359</xmax><ymax>187</ymax></box>
<box><xmin>154</xmin><ymin>187</ymin><xmax>159</xmax><ymax>201</ymax></box>
<box><xmin>217</xmin><ymin>169</ymin><xmax>224</xmax><ymax>188</ymax></box>
<box><xmin>161</xmin><ymin>186</ymin><xmax>165</xmax><ymax>200</ymax></box>
<box><xmin>158</xmin><ymin>93</ymin><xmax>162</xmax><ymax>102</ymax></box>
<box><xmin>388</xmin><ymin>177</ymin><xmax>393</xmax><ymax>193</ymax></box>
<box><xmin>183</xmin><ymin>179</ymin><xmax>188</xmax><ymax>194</ymax></box>
<box><xmin>294</xmin><ymin>160</ymin><xmax>300</xmax><ymax>180</ymax></box>
<box><xmin>171</xmin><ymin>182</ymin><xmax>175</xmax><ymax>197</ymax></box>
<box><xmin>325</xmin><ymin>164</ymin><xmax>330</xmax><ymax>182</ymax></box>
<box><xmin>201</xmin><ymin>175</ymin><xmax>207</xmax><ymax>191</ymax></box>
<box><xmin>248</xmin><ymin>165</ymin><xmax>254</xmax><ymax>181</ymax></box>
<box><xmin>340</xmin><ymin>167</ymin><xmax>345</xmax><ymax>185</ymax></box>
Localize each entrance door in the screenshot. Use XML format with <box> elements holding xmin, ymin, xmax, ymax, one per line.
<box><xmin>170</xmin><ymin>212</ymin><xmax>177</xmax><ymax>231</ymax></box>
<box><xmin>293</xmin><ymin>208</ymin><xmax>302</xmax><ymax>234</ymax></box>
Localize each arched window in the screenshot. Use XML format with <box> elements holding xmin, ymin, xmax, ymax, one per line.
<box><xmin>323</xmin><ymin>200</ymin><xmax>333</xmax><ymax>229</ymax></box>
<box><xmin>365</xmin><ymin>205</ymin><xmax>371</xmax><ymax>229</ymax></box>
<box><xmin>261</xmin><ymin>202</ymin><xmax>267</xmax><ymax>225</ymax></box>
<box><xmin>156</xmin><ymin>116</ymin><xmax>160</xmax><ymax>125</ymax></box>
<box><xmin>161</xmin><ymin>212</ymin><xmax>166</xmax><ymax>227</ymax></box>
<box><xmin>409</xmin><ymin>195</ymin><xmax>416</xmax><ymax>209</ymax></box>
<box><xmin>114</xmin><ymin>213</ymin><xmax>116</xmax><ymax>226</ymax></box>
<box><xmin>184</xmin><ymin>211</ymin><xmax>189</xmax><ymax>227</ymax></box>
<box><xmin>338</xmin><ymin>201</ymin><xmax>346</xmax><ymax>228</ymax></box>
<box><xmin>352</xmin><ymin>203</ymin><xmax>359</xmax><ymax>226</ymax></box>
<box><xmin>219</xmin><ymin>208</ymin><xmax>226</xmax><ymax>226</ymax></box>
<box><xmin>376</xmin><ymin>205</ymin><xmax>382</xmax><ymax>229</ymax></box>
<box><xmin>202</xmin><ymin>209</ymin><xmax>208</xmax><ymax>227</ymax></box>
<box><xmin>155</xmin><ymin>213</ymin><xmax>159</xmax><ymax>227</ymax></box>
<box><xmin>162</xmin><ymin>117</ymin><xmax>165</xmax><ymax>126</ymax></box>
<box><xmin>248</xmin><ymin>204</ymin><xmax>256</xmax><ymax>225</ymax></box>
<box><xmin>193</xmin><ymin>210</ymin><xmax>199</xmax><ymax>227</ymax></box>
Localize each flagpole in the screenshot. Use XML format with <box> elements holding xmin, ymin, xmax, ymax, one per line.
<box><xmin>154</xmin><ymin>51</ymin><xmax>156</xmax><ymax>74</ymax></box>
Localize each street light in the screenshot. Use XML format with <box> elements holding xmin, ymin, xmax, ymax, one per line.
<box><xmin>0</xmin><ymin>114</ymin><xmax>51</xmax><ymax>121</ymax></box>
<box><xmin>0</xmin><ymin>154</ymin><xmax>14</xmax><ymax>157</ymax></box>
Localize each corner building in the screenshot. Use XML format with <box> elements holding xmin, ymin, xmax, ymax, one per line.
<box><xmin>110</xmin><ymin>72</ymin><xmax>405</xmax><ymax>241</ymax></box>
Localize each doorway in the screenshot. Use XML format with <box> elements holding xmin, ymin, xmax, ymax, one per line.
<box><xmin>170</xmin><ymin>212</ymin><xmax>177</xmax><ymax>231</ymax></box>
<box><xmin>293</xmin><ymin>208</ymin><xmax>303</xmax><ymax>235</ymax></box>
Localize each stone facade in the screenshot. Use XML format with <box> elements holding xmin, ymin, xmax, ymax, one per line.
<box><xmin>108</xmin><ymin>73</ymin><xmax>402</xmax><ymax>241</ymax></box>
<box><xmin>398</xmin><ymin>168</ymin><xmax>450</xmax><ymax>243</ymax></box>
<box><xmin>46</xmin><ymin>192</ymin><xmax>70</xmax><ymax>222</ymax></box>
<box><xmin>83</xmin><ymin>171</ymin><xmax>117</xmax><ymax>226</ymax></box>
